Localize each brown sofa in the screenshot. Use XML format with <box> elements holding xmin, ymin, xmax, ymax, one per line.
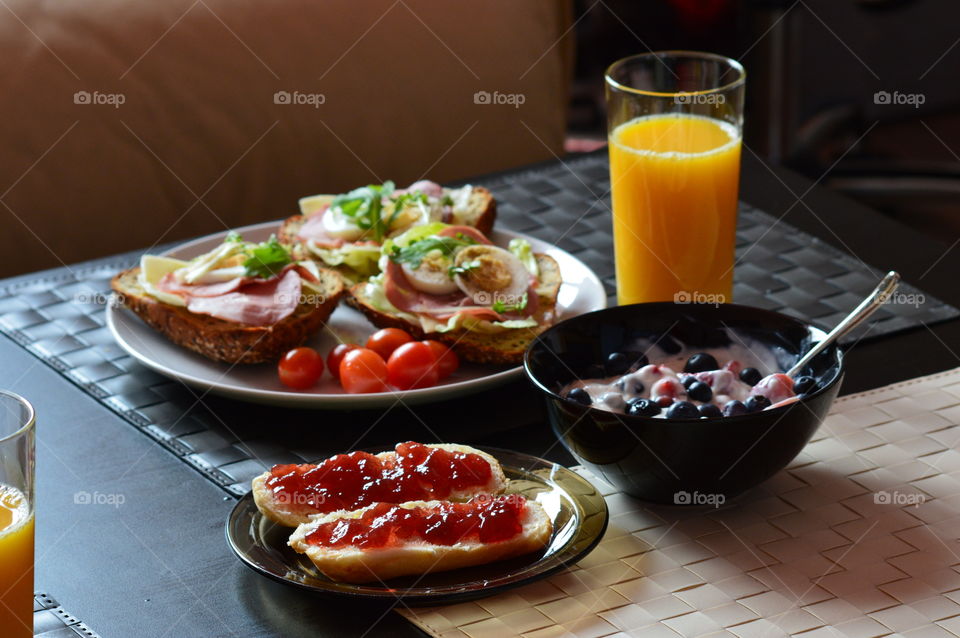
<box><xmin>0</xmin><ymin>0</ymin><xmax>573</xmax><ymax>277</ymax></box>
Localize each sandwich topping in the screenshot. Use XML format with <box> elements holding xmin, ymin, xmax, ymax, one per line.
<box><xmin>304</xmin><ymin>496</ymin><xmax>527</xmax><ymax>549</ymax></box>
<box><xmin>266</xmin><ymin>442</ymin><xmax>494</xmax><ymax>514</ymax></box>
<box><xmin>361</xmin><ymin>223</ymin><xmax>545</xmax><ymax>334</ymax></box>
<box><xmin>138</xmin><ymin>234</ymin><xmax>322</xmax><ymax>326</ymax></box>
<box><xmin>295</xmin><ymin>180</ymin><xmax>475</xmax><ymax>279</ymax></box>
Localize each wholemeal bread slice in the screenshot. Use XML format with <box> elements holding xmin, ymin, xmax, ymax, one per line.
<box><xmin>288</xmin><ymin>497</ymin><xmax>552</xmax><ymax>583</ymax></box>
<box><xmin>278</xmin><ymin>186</ymin><xmax>497</xmax><ymax>249</ymax></box>
<box><xmin>111</xmin><ymin>266</ymin><xmax>344</xmax><ymax>364</ymax></box>
<box><xmin>252</xmin><ymin>443</ymin><xmax>507</xmax><ymax>527</ymax></box>
<box><xmin>346</xmin><ymin>254</ymin><xmax>562</xmax><ymax>365</ymax></box>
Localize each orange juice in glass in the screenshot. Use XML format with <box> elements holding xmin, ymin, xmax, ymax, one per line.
<box><xmin>0</xmin><ymin>391</ymin><xmax>35</xmax><ymax>638</ymax></box>
<box><xmin>605</xmin><ymin>51</ymin><xmax>745</xmax><ymax>305</ymax></box>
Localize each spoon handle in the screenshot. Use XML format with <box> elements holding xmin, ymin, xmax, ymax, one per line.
<box><xmin>786</xmin><ymin>271</ymin><xmax>901</xmax><ymax>378</ymax></box>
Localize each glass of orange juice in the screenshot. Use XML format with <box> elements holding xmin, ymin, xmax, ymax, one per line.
<box><xmin>0</xmin><ymin>391</ymin><xmax>35</xmax><ymax>638</ymax></box>
<box><xmin>605</xmin><ymin>51</ymin><xmax>745</xmax><ymax>305</ymax></box>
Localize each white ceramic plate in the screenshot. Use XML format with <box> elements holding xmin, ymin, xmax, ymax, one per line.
<box><xmin>106</xmin><ymin>221</ymin><xmax>607</xmax><ymax>408</ymax></box>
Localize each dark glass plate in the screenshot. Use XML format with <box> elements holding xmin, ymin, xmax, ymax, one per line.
<box><xmin>225</xmin><ymin>448</ymin><xmax>609</xmax><ymax>605</ymax></box>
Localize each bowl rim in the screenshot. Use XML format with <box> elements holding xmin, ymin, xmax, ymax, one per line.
<box><xmin>523</xmin><ymin>302</ymin><xmax>845</xmax><ymax>424</ymax></box>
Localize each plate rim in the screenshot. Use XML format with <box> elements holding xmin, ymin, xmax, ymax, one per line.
<box><xmin>224</xmin><ymin>447</ymin><xmax>609</xmax><ymax>604</ymax></box>
<box><xmin>106</xmin><ymin>221</ymin><xmax>607</xmax><ymax>408</ymax></box>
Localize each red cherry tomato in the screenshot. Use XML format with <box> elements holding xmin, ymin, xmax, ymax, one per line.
<box><xmin>387</xmin><ymin>342</ymin><xmax>439</xmax><ymax>390</ymax></box>
<box><xmin>424</xmin><ymin>340</ymin><xmax>459</xmax><ymax>379</ymax></box>
<box><xmin>278</xmin><ymin>347</ymin><xmax>324</xmax><ymax>390</ymax></box>
<box><xmin>327</xmin><ymin>343</ymin><xmax>360</xmax><ymax>380</ymax></box>
<box><xmin>366</xmin><ymin>328</ymin><xmax>414</xmax><ymax>360</ymax></box>
<box><xmin>339</xmin><ymin>348</ymin><xmax>389</xmax><ymax>394</ymax></box>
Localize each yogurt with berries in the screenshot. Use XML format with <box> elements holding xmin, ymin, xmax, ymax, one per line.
<box><xmin>563</xmin><ymin>334</ymin><xmax>817</xmax><ymax>419</ymax></box>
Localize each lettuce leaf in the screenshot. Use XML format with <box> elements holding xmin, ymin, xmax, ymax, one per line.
<box><xmin>509</xmin><ymin>238</ymin><xmax>538</xmax><ymax>276</ymax></box>
<box><xmin>307</xmin><ymin>243</ymin><xmax>381</xmax><ymax>279</ymax></box>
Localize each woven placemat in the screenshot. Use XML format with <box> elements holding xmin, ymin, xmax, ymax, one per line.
<box><xmin>33</xmin><ymin>592</ymin><xmax>102</xmax><ymax>637</ymax></box>
<box><xmin>0</xmin><ymin>152</ymin><xmax>955</xmax><ymax>498</ymax></box>
<box><xmin>398</xmin><ymin>367</ymin><xmax>960</xmax><ymax>637</ymax></box>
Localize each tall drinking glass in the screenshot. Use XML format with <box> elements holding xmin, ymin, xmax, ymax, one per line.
<box><xmin>605</xmin><ymin>51</ymin><xmax>745</xmax><ymax>305</ymax></box>
<box><xmin>0</xmin><ymin>391</ymin><xmax>35</xmax><ymax>638</ymax></box>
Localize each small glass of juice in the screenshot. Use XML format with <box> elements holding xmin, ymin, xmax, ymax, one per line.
<box><xmin>605</xmin><ymin>51</ymin><xmax>745</xmax><ymax>305</ymax></box>
<box><xmin>0</xmin><ymin>391</ymin><xmax>35</xmax><ymax>638</ymax></box>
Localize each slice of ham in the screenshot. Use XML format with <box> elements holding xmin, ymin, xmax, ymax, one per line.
<box><xmin>186</xmin><ymin>269</ymin><xmax>302</xmax><ymax>326</ymax></box>
<box><xmin>296</xmin><ymin>207</ymin><xmax>346</xmax><ymax>249</ymax></box>
<box><xmin>437</xmin><ymin>225</ymin><xmax>492</xmax><ymax>245</ymax></box>
<box><xmin>158</xmin><ymin>274</ymin><xmax>245</xmax><ymax>298</ymax></box>
<box><xmin>397</xmin><ymin>180</ymin><xmax>444</xmax><ymax>199</ymax></box>
<box><xmin>157</xmin><ymin>263</ymin><xmax>316</xmax><ymax>298</ymax></box>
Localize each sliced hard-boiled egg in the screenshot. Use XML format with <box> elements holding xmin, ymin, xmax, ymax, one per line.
<box><xmin>321</xmin><ymin>206</ymin><xmax>365</xmax><ymax>241</ymax></box>
<box><xmin>452</xmin><ymin>245</ymin><xmax>530</xmax><ymax>308</ymax></box>
<box><xmin>138</xmin><ymin>255</ymin><xmax>188</xmax><ymax>306</ymax></box>
<box><xmin>402</xmin><ymin>250</ymin><xmax>459</xmax><ymax>295</ymax></box>
<box><xmin>180</xmin><ymin>241</ymin><xmax>244</xmax><ymax>284</ymax></box>
<box><xmin>298</xmin><ymin>194</ymin><xmax>336</xmax><ymax>216</ymax></box>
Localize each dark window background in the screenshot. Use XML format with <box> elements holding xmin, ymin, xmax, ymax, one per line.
<box><xmin>567</xmin><ymin>0</ymin><xmax>960</xmax><ymax>240</ymax></box>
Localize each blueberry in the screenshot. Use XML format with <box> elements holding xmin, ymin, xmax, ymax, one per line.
<box><xmin>745</xmin><ymin>395</ymin><xmax>771</xmax><ymax>412</ymax></box>
<box><xmin>631</xmin><ymin>381</ymin><xmax>645</xmax><ymax>395</ymax></box>
<box><xmin>659</xmin><ymin>336</ymin><xmax>682</xmax><ymax>355</ymax></box>
<box><xmin>739</xmin><ymin>367</ymin><xmax>762</xmax><ymax>386</ymax></box>
<box><xmin>684</xmin><ymin>353</ymin><xmax>719</xmax><ymax>373</ymax></box>
<box><xmin>626</xmin><ymin>398</ymin><xmax>661</xmax><ymax>417</ymax></box>
<box><xmin>566</xmin><ymin>388</ymin><xmax>592</xmax><ymax>406</ymax></box>
<box><xmin>681</xmin><ymin>375</ymin><xmax>697</xmax><ymax>389</ymax></box>
<box><xmin>793</xmin><ymin>375</ymin><xmax>817</xmax><ymax>395</ymax></box>
<box><xmin>687</xmin><ymin>381</ymin><xmax>713</xmax><ymax>402</ymax></box>
<box><xmin>699</xmin><ymin>404</ymin><xmax>723</xmax><ymax>419</ymax></box>
<box><xmin>666</xmin><ymin>400</ymin><xmax>700</xmax><ymax>419</ymax></box>
<box><xmin>723</xmin><ymin>400</ymin><xmax>748</xmax><ymax>417</ymax></box>
<box><xmin>605</xmin><ymin>352</ymin><xmax>630</xmax><ymax>376</ymax></box>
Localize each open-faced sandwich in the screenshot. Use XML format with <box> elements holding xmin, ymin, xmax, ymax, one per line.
<box><xmin>111</xmin><ymin>233</ymin><xmax>344</xmax><ymax>364</ymax></box>
<box><xmin>347</xmin><ymin>222</ymin><xmax>562</xmax><ymax>364</ymax></box>
<box><xmin>279</xmin><ymin>180</ymin><xmax>496</xmax><ymax>283</ymax></box>
<box><xmin>252</xmin><ymin>441</ymin><xmax>552</xmax><ymax>584</ymax></box>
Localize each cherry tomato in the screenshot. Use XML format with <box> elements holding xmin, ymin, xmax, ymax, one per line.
<box><xmin>366</xmin><ymin>328</ymin><xmax>414</xmax><ymax>360</ymax></box>
<box><xmin>387</xmin><ymin>342</ymin><xmax>439</xmax><ymax>390</ymax></box>
<box><xmin>278</xmin><ymin>347</ymin><xmax>324</xmax><ymax>390</ymax></box>
<box><xmin>339</xmin><ymin>348</ymin><xmax>389</xmax><ymax>394</ymax></box>
<box><xmin>327</xmin><ymin>343</ymin><xmax>360</xmax><ymax>380</ymax></box>
<box><xmin>424</xmin><ymin>340</ymin><xmax>459</xmax><ymax>379</ymax></box>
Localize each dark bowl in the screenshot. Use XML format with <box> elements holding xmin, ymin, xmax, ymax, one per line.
<box><xmin>524</xmin><ymin>303</ymin><xmax>844</xmax><ymax>504</ymax></box>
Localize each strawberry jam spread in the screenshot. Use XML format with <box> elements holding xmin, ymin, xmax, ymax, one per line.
<box><xmin>306</xmin><ymin>495</ymin><xmax>527</xmax><ymax>549</ymax></box>
<box><xmin>266</xmin><ymin>442</ymin><xmax>493</xmax><ymax>514</ymax></box>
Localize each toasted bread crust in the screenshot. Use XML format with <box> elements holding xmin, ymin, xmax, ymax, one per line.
<box><xmin>288</xmin><ymin>498</ymin><xmax>552</xmax><ymax>583</ymax></box>
<box><xmin>345</xmin><ymin>254</ymin><xmax>561</xmax><ymax>365</ymax></box>
<box><xmin>111</xmin><ymin>267</ymin><xmax>344</xmax><ymax>364</ymax></box>
<box><xmin>253</xmin><ymin>444</ymin><xmax>508</xmax><ymax>527</ymax></box>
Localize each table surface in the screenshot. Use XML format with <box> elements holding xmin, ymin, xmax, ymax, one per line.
<box><xmin>5</xmin><ymin>151</ymin><xmax>960</xmax><ymax>638</ymax></box>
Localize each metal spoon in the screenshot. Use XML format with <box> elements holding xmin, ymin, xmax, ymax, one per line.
<box><xmin>785</xmin><ymin>270</ymin><xmax>901</xmax><ymax>378</ymax></box>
